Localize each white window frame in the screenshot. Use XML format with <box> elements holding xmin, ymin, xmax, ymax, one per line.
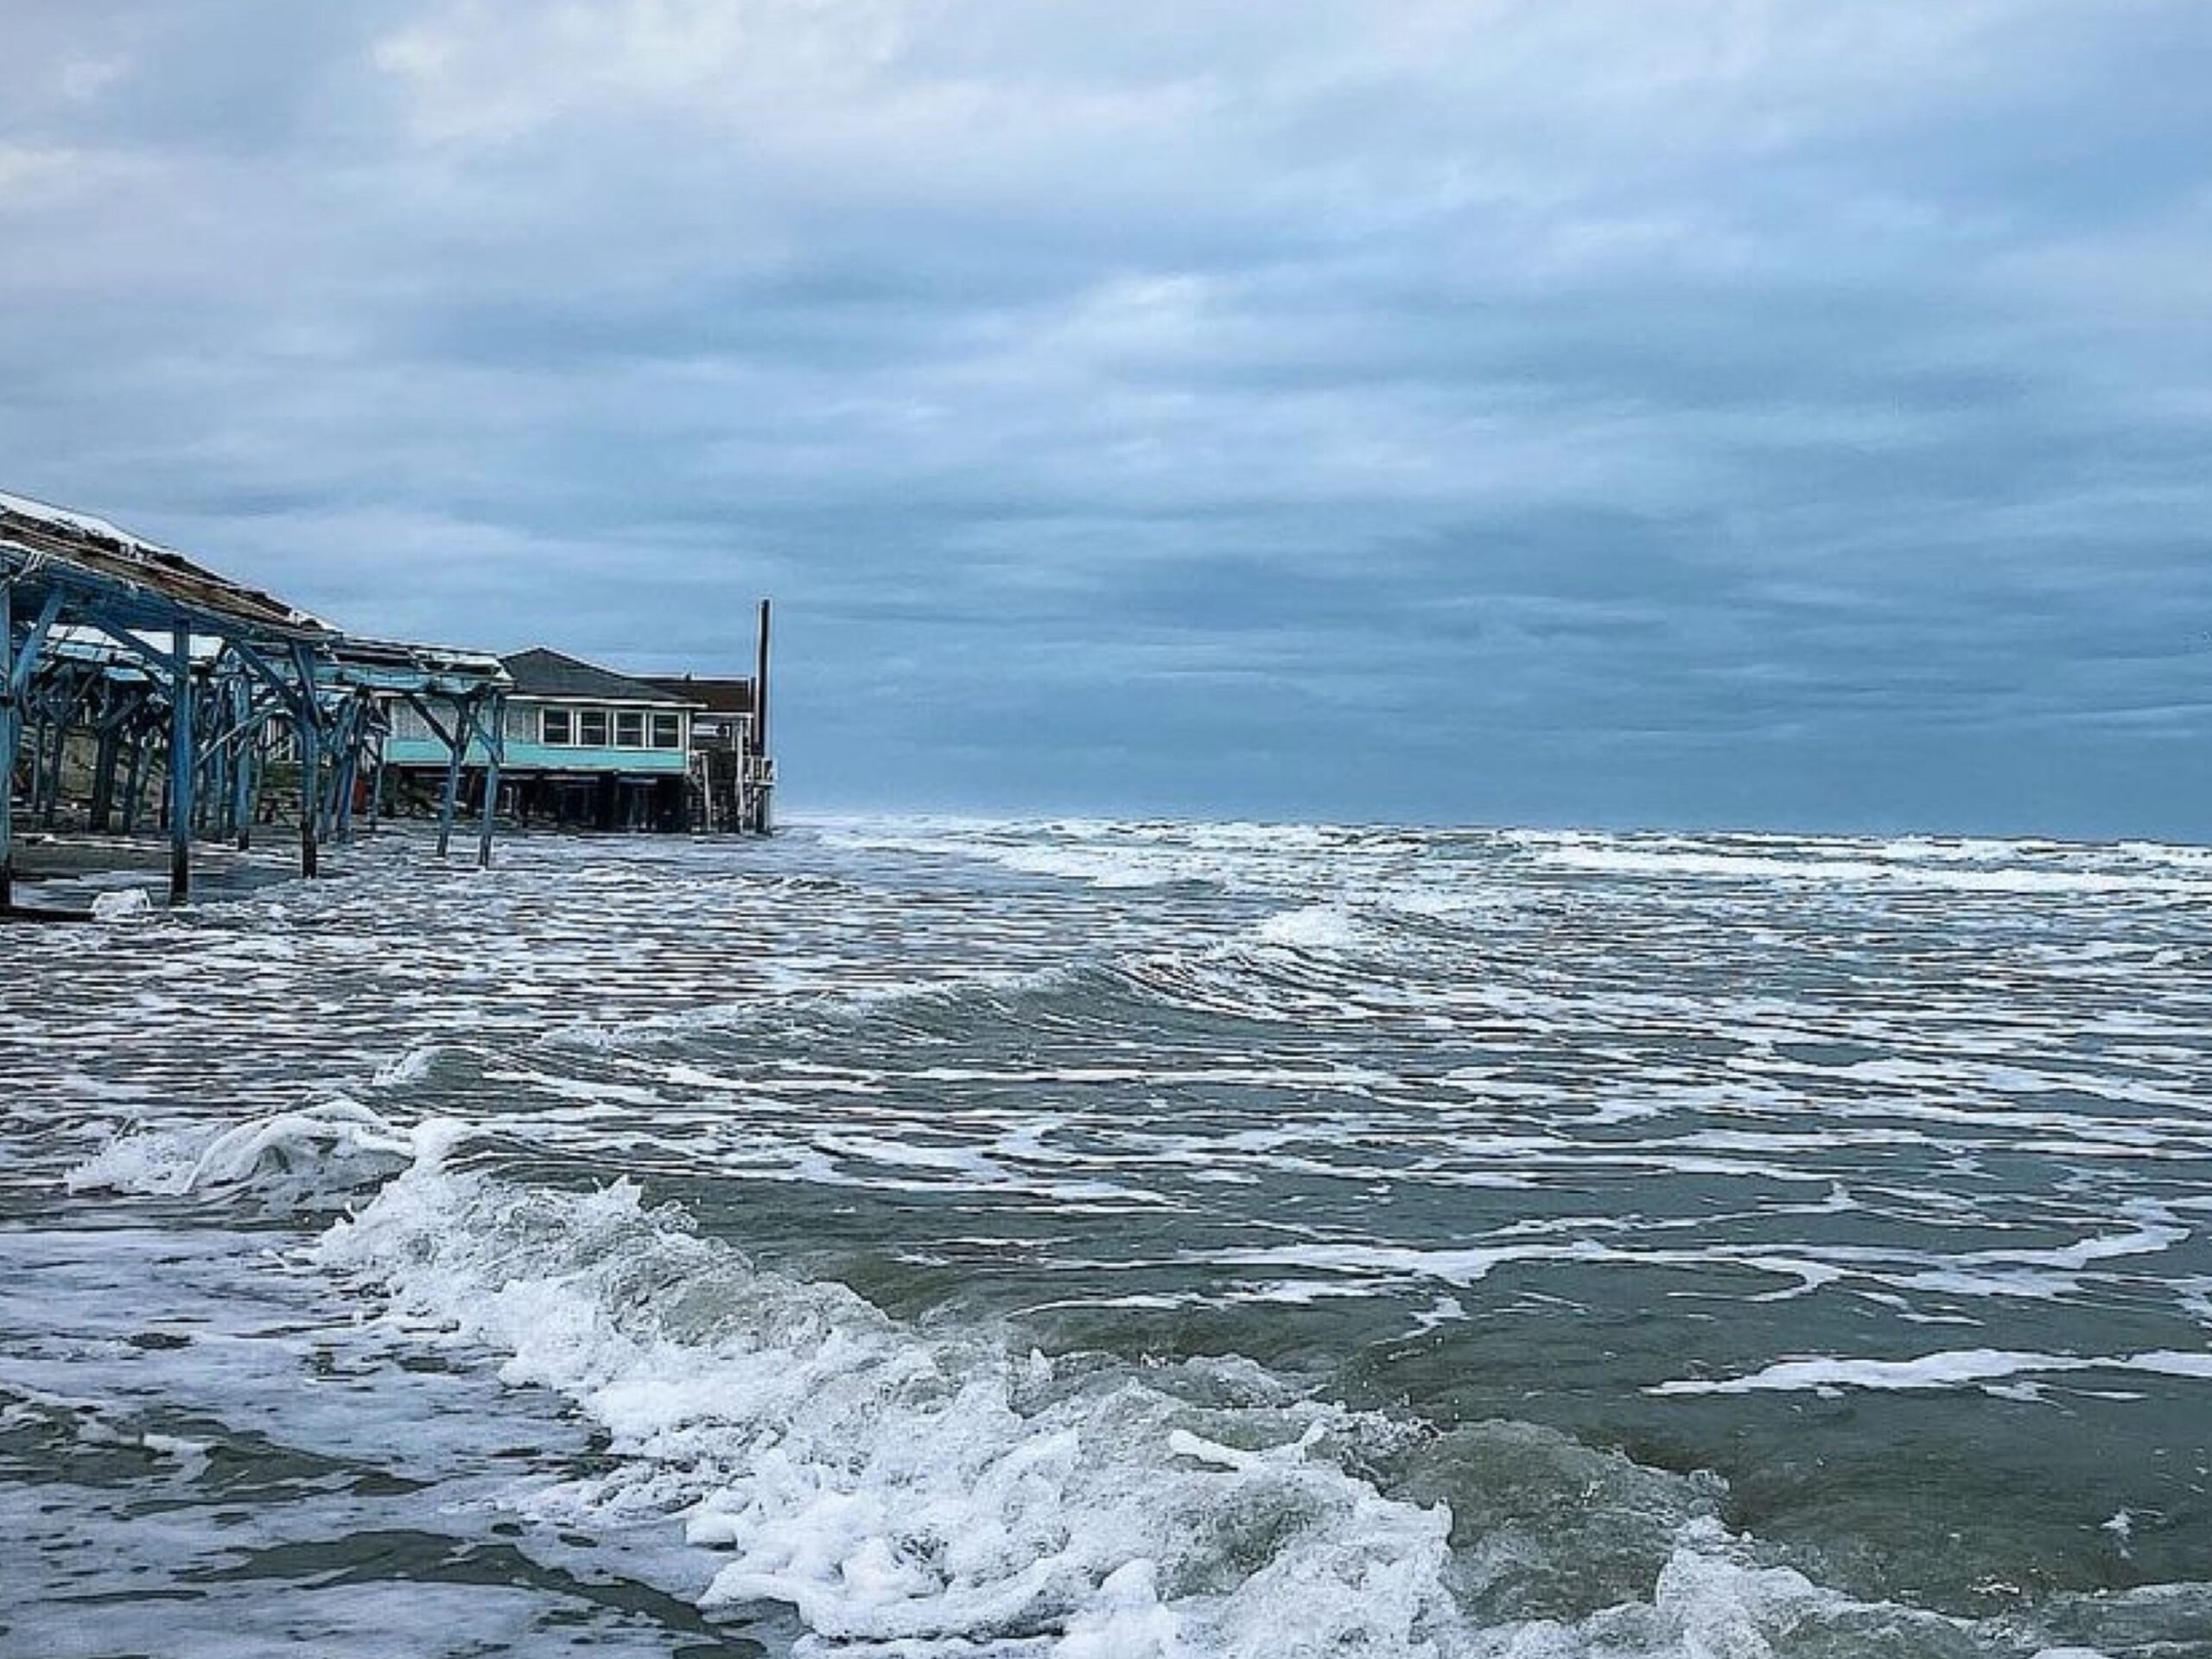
<box><xmin>650</xmin><ymin>712</ymin><xmax>683</xmax><ymax>750</ymax></box>
<box><xmin>540</xmin><ymin>707</ymin><xmax>574</xmax><ymax>747</ymax></box>
<box><xmin>614</xmin><ymin>709</ymin><xmax>646</xmax><ymax>748</ymax></box>
<box><xmin>578</xmin><ymin>708</ymin><xmax>610</xmax><ymax>747</ymax></box>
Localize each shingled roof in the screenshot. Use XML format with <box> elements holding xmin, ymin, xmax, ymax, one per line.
<box><xmin>640</xmin><ymin>674</ymin><xmax>754</xmax><ymax>715</ymax></box>
<box><xmin>501</xmin><ymin>646</ymin><xmax>698</xmax><ymax>705</ymax></box>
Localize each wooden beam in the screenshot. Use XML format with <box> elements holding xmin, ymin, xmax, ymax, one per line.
<box><xmin>290</xmin><ymin>645</ymin><xmax>321</xmax><ymax>879</ymax></box>
<box><xmin>167</xmin><ymin>629</ymin><xmax>194</xmax><ymax>905</ymax></box>
<box><xmin>0</xmin><ymin>581</ymin><xmax>15</xmax><ymax>912</ymax></box>
<box><xmin>475</xmin><ymin>693</ymin><xmax>505</xmax><ymax>869</ymax></box>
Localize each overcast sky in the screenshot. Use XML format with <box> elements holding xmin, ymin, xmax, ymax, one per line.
<box><xmin>4</xmin><ymin>2</ymin><xmax>2209</xmax><ymax>835</ymax></box>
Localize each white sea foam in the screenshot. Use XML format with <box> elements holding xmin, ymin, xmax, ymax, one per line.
<box><xmin>51</xmin><ymin>1090</ymin><xmax>2191</xmax><ymax>1656</ymax></box>
<box><xmin>1530</xmin><ymin>842</ymin><xmax>2210</xmax><ymax>897</ymax></box>
<box><xmin>89</xmin><ymin>887</ymin><xmax>154</xmax><ymax>921</ymax></box>
<box><xmin>550</xmin><ymin>965</ymin><xmax>1077</xmax><ymax>1051</ymax></box>
<box><xmin>371</xmin><ymin>1046</ymin><xmax>443</xmax><ymax>1088</ymax></box>
<box><xmin>1653</xmin><ymin>1346</ymin><xmax>2212</xmax><ymax>1396</ymax></box>
<box><xmin>67</xmin><ymin>1099</ymin><xmax>465</xmax><ymax>1201</ymax></box>
<box><xmin>309</xmin><ymin>1139</ymin><xmax>1467</xmax><ymax>1657</ymax></box>
<box><xmin>1253</xmin><ymin>903</ymin><xmax>1367</xmax><ymax>952</ymax></box>
<box><xmin>21</xmin><ymin>817</ymin><xmax>2212</xmax><ymax>1656</ymax></box>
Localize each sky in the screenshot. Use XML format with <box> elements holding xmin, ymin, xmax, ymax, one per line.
<box><xmin>3</xmin><ymin>1</ymin><xmax>2210</xmax><ymax>836</ymax></box>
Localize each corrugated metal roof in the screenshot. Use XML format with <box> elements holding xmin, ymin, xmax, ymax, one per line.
<box><xmin>502</xmin><ymin>647</ymin><xmax>698</xmax><ymax>705</ymax></box>
<box><xmin>0</xmin><ymin>489</ymin><xmax>333</xmax><ymax>638</ymax></box>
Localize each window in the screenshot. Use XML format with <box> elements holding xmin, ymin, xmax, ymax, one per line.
<box><xmin>540</xmin><ymin>708</ymin><xmax>574</xmax><ymax>746</ymax></box>
<box><xmin>578</xmin><ymin>709</ymin><xmax>610</xmax><ymax>747</ymax></box>
<box><xmin>615</xmin><ymin>710</ymin><xmax>645</xmax><ymax>747</ymax></box>
<box><xmin>651</xmin><ymin>713</ymin><xmax>683</xmax><ymax>749</ymax></box>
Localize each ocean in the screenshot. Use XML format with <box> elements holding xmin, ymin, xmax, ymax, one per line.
<box><xmin>3</xmin><ymin>817</ymin><xmax>2209</xmax><ymax>1657</ymax></box>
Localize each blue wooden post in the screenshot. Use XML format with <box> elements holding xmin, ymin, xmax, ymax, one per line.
<box><xmin>37</xmin><ymin>705</ymin><xmax>67</xmax><ymax>827</ymax></box>
<box><xmin>331</xmin><ymin>697</ymin><xmax>361</xmax><ymax>843</ymax></box>
<box><xmin>0</xmin><ymin>582</ymin><xmax>15</xmax><ymax>911</ymax></box>
<box><xmin>90</xmin><ymin>715</ymin><xmax>121</xmax><ymax>832</ymax></box>
<box><xmin>0</xmin><ymin>582</ymin><xmax>62</xmax><ymax>901</ymax></box>
<box><xmin>23</xmin><ymin>715</ymin><xmax>44</xmax><ymax>823</ymax></box>
<box><xmin>231</xmin><ymin>684</ymin><xmax>256</xmax><ymax>850</ymax></box>
<box><xmin>435</xmin><ymin>694</ymin><xmax>467</xmax><ymax>857</ymax></box>
<box><xmin>476</xmin><ymin>693</ymin><xmax>504</xmax><ymax>869</ymax></box>
<box><xmin>365</xmin><ymin>730</ymin><xmax>387</xmax><ymax>836</ymax></box>
<box><xmin>289</xmin><ymin>646</ymin><xmax>321</xmax><ymax>878</ymax></box>
<box><xmin>167</xmin><ymin>630</ymin><xmax>194</xmax><ymax>905</ymax></box>
<box><xmin>297</xmin><ymin>712</ymin><xmax>321</xmax><ymax>879</ymax></box>
<box><xmin>122</xmin><ymin>715</ymin><xmax>149</xmax><ymax>834</ymax></box>
<box><xmin>205</xmin><ymin>694</ymin><xmax>230</xmax><ymax>841</ymax></box>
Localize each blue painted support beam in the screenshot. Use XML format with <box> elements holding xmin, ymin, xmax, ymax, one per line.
<box><xmin>167</xmin><ymin>630</ymin><xmax>194</xmax><ymax>905</ymax></box>
<box><xmin>0</xmin><ymin>582</ymin><xmax>14</xmax><ymax>912</ymax></box>
<box><xmin>285</xmin><ymin>641</ymin><xmax>327</xmax><ymax>885</ymax></box>
<box><xmin>2</xmin><ymin>585</ymin><xmax>72</xmax><ymax>906</ymax></box>
<box><xmin>10</xmin><ymin>589</ymin><xmax>66</xmax><ymax>700</ymax></box>
<box><xmin>365</xmin><ymin>731</ymin><xmax>388</xmax><ymax>836</ymax></box>
<box><xmin>220</xmin><ymin>679</ymin><xmax>246</xmax><ymax>840</ymax></box>
<box><xmin>121</xmin><ymin>716</ymin><xmax>149</xmax><ymax>834</ymax></box>
<box><xmin>330</xmin><ymin>696</ymin><xmax>362</xmax><ymax>843</ymax></box>
<box><xmin>37</xmin><ymin>711</ymin><xmax>66</xmax><ymax>827</ymax></box>
<box><xmin>311</xmin><ymin>696</ymin><xmax>337</xmax><ymax>843</ymax></box>
<box><xmin>213</xmin><ymin>679</ymin><xmax>238</xmax><ymax>843</ymax></box>
<box><xmin>298</xmin><ymin>715</ymin><xmax>321</xmax><ymax>877</ymax></box>
<box><xmin>434</xmin><ymin>694</ymin><xmax>467</xmax><ymax>858</ymax></box>
<box><xmin>204</xmin><ymin>689</ymin><xmax>230</xmax><ymax>840</ymax></box>
<box><xmin>476</xmin><ymin>692</ymin><xmax>505</xmax><ymax>869</ymax></box>
<box><xmin>90</xmin><ymin>720</ymin><xmax>121</xmax><ymax>832</ymax></box>
<box><xmin>23</xmin><ymin>717</ymin><xmax>47</xmax><ymax>823</ymax></box>
<box><xmin>232</xmin><ymin>701</ymin><xmax>256</xmax><ymax>852</ymax></box>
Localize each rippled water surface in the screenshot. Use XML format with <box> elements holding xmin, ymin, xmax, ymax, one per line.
<box><xmin>4</xmin><ymin>817</ymin><xmax>2210</xmax><ymax>1656</ymax></box>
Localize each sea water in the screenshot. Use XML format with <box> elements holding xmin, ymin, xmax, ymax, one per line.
<box><xmin>3</xmin><ymin>817</ymin><xmax>2209</xmax><ymax>1656</ymax></box>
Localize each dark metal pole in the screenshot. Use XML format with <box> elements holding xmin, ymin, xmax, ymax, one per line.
<box><xmin>753</xmin><ymin>597</ymin><xmax>772</xmax><ymax>834</ymax></box>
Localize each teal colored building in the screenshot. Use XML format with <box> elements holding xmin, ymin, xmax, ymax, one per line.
<box><xmin>384</xmin><ymin>647</ymin><xmax>704</xmax><ymax>830</ymax></box>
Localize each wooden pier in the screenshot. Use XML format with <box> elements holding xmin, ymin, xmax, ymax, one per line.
<box><xmin>3</xmin><ymin>489</ymin><xmax>779</xmax><ymax>912</ymax></box>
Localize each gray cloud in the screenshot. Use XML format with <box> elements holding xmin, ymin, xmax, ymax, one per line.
<box><xmin>3</xmin><ymin>0</ymin><xmax>2209</xmax><ymax>834</ymax></box>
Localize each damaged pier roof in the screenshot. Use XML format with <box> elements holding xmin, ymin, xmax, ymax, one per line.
<box><xmin>2</xmin><ymin>489</ymin><xmax>512</xmax><ymax>912</ymax></box>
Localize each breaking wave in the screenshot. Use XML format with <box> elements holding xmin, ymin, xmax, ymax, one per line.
<box><xmin>63</xmin><ymin>1105</ymin><xmax>2197</xmax><ymax>1657</ymax></box>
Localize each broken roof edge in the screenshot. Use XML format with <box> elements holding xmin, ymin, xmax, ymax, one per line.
<box><xmin>335</xmin><ymin>634</ymin><xmax>512</xmax><ymax>678</ymax></box>
<box><xmin>0</xmin><ymin>489</ymin><xmax>336</xmax><ymax>639</ymax></box>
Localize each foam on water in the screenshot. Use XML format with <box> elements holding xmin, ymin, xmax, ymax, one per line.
<box><xmin>1655</xmin><ymin>1347</ymin><xmax>2212</xmax><ymax>1397</ymax></box>
<box><xmin>1253</xmin><ymin>903</ymin><xmax>1368</xmax><ymax>952</ymax></box>
<box><xmin>67</xmin><ymin>1096</ymin><xmax>463</xmax><ymax>1203</ymax></box>
<box><xmin>56</xmin><ymin>1103</ymin><xmax>2204</xmax><ymax>1657</ymax></box>
<box><xmin>1521</xmin><ymin>836</ymin><xmax>2212</xmax><ymax>898</ymax></box>
<box><xmin>15</xmin><ymin>817</ymin><xmax>2212</xmax><ymax>1656</ymax></box>
<box><xmin>296</xmin><ymin>1126</ymin><xmax>1467</xmax><ymax>1656</ymax></box>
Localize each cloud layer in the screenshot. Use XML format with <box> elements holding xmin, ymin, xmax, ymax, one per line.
<box><xmin>4</xmin><ymin>1</ymin><xmax>2209</xmax><ymax>832</ymax></box>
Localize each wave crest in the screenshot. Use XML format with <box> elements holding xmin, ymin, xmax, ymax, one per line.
<box><xmin>312</xmin><ymin>1155</ymin><xmax>1464</xmax><ymax>1655</ymax></box>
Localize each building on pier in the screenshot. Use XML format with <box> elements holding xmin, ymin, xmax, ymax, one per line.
<box><xmin>379</xmin><ymin>630</ymin><xmax>778</xmax><ymax>835</ymax></box>
<box><xmin>382</xmin><ymin>648</ymin><xmax>700</xmax><ymax>831</ymax></box>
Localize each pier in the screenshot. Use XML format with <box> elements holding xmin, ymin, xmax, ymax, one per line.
<box><xmin>2</xmin><ymin>489</ymin><xmax>773</xmax><ymax>913</ymax></box>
